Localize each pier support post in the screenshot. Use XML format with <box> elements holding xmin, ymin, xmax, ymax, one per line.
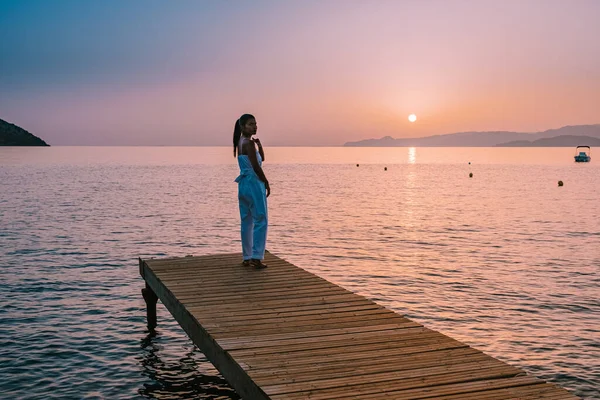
<box><xmin>142</xmin><ymin>282</ymin><xmax>158</xmax><ymax>330</ymax></box>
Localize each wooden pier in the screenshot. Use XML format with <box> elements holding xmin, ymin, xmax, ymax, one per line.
<box><xmin>139</xmin><ymin>251</ymin><xmax>578</xmax><ymax>400</ymax></box>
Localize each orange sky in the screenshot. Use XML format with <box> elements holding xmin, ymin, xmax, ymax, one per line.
<box><xmin>1</xmin><ymin>1</ymin><xmax>599</xmax><ymax>145</ymax></box>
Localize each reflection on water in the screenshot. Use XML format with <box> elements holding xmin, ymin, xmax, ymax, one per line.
<box><xmin>1</xmin><ymin>146</ymin><xmax>598</xmax><ymax>399</ymax></box>
<box><xmin>408</xmin><ymin>147</ymin><xmax>417</xmax><ymax>164</ymax></box>
<box><xmin>139</xmin><ymin>331</ymin><xmax>239</xmax><ymax>400</ymax></box>
<box><xmin>0</xmin><ymin>145</ymin><xmax>595</xmax><ymax>165</ymax></box>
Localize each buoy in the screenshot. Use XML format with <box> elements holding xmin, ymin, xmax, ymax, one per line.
<box><xmin>558</xmin><ymin>180</ymin><xmax>563</xmax><ymax>187</ymax></box>
<box><xmin>468</xmin><ymin>162</ymin><xmax>471</xmax><ymax>165</ymax></box>
<box><xmin>356</xmin><ymin>164</ymin><xmax>359</xmax><ymax>167</ymax></box>
<box><xmin>384</xmin><ymin>167</ymin><xmax>387</xmax><ymax>171</ymax></box>
<box><xmin>469</xmin><ymin>172</ymin><xmax>473</xmax><ymax>178</ymax></box>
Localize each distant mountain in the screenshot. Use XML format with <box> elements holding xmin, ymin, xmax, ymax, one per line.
<box><xmin>497</xmin><ymin>135</ymin><xmax>600</xmax><ymax>147</ymax></box>
<box><xmin>344</xmin><ymin>124</ymin><xmax>600</xmax><ymax>147</ymax></box>
<box><xmin>0</xmin><ymin>118</ymin><xmax>49</xmax><ymax>146</ymax></box>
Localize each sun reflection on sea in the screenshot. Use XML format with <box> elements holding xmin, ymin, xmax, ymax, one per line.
<box><xmin>408</xmin><ymin>147</ymin><xmax>417</xmax><ymax>164</ymax></box>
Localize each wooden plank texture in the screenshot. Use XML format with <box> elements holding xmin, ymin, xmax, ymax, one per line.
<box><xmin>139</xmin><ymin>251</ymin><xmax>579</xmax><ymax>400</ymax></box>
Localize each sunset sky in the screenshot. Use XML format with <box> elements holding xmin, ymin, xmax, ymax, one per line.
<box><xmin>1</xmin><ymin>0</ymin><xmax>599</xmax><ymax>146</ymax></box>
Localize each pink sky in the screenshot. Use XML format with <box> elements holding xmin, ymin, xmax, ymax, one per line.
<box><xmin>1</xmin><ymin>0</ymin><xmax>599</xmax><ymax>145</ymax></box>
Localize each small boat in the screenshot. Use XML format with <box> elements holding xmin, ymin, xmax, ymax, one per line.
<box><xmin>574</xmin><ymin>146</ymin><xmax>591</xmax><ymax>162</ymax></box>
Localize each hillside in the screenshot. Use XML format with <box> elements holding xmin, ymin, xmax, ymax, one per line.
<box><xmin>0</xmin><ymin>119</ymin><xmax>49</xmax><ymax>146</ymax></box>
<box><xmin>497</xmin><ymin>135</ymin><xmax>600</xmax><ymax>147</ymax></box>
<box><xmin>344</xmin><ymin>124</ymin><xmax>600</xmax><ymax>147</ymax></box>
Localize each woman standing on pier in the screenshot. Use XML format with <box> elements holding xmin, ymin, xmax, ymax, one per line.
<box><xmin>233</xmin><ymin>114</ymin><xmax>270</xmax><ymax>269</ymax></box>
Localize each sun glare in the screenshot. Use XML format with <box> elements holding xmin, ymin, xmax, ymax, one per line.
<box><xmin>408</xmin><ymin>114</ymin><xmax>417</xmax><ymax>123</ymax></box>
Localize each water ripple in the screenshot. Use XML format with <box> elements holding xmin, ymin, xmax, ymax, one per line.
<box><xmin>1</xmin><ymin>148</ymin><xmax>599</xmax><ymax>399</ymax></box>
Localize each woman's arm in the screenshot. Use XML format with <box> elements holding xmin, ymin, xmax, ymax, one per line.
<box><xmin>245</xmin><ymin>141</ymin><xmax>270</xmax><ymax>197</ymax></box>
<box><xmin>254</xmin><ymin>138</ymin><xmax>265</xmax><ymax>161</ymax></box>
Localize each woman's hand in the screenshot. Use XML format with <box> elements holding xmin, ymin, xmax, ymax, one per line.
<box><xmin>254</xmin><ymin>137</ymin><xmax>265</xmax><ymax>161</ymax></box>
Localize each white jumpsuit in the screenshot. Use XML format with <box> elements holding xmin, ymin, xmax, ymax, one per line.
<box><xmin>235</xmin><ymin>151</ymin><xmax>268</xmax><ymax>260</ymax></box>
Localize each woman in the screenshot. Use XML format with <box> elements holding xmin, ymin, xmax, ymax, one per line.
<box><xmin>233</xmin><ymin>114</ymin><xmax>270</xmax><ymax>269</ymax></box>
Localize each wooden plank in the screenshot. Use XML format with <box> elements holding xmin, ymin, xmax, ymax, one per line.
<box><xmin>239</xmin><ymin>342</ymin><xmax>469</xmax><ymax>372</ymax></box>
<box><xmin>138</xmin><ymin>258</ymin><xmax>270</xmax><ymax>400</ymax></box>
<box><xmin>190</xmin><ymin>302</ymin><xmax>384</xmax><ymax>320</ymax></box>
<box><xmin>188</xmin><ymin>298</ymin><xmax>379</xmax><ymax>317</ymax></box>
<box><xmin>227</xmin><ymin>327</ymin><xmax>442</xmax><ymax>356</ymax></box>
<box><xmin>150</xmin><ymin>257</ymin><xmax>299</xmax><ymax>275</ymax></box>
<box><xmin>180</xmin><ymin>292</ymin><xmax>364</xmax><ymax>308</ymax></box>
<box><xmin>164</xmin><ymin>276</ymin><xmax>337</xmax><ymax>291</ymax></box>
<box><xmin>149</xmin><ymin>255</ymin><xmax>300</xmax><ymax>268</ymax></box>
<box><xmin>271</xmin><ymin>376</ymin><xmax>543</xmax><ymax>400</ymax></box>
<box><xmin>173</xmin><ymin>285</ymin><xmax>352</xmax><ymax>302</ymax></box>
<box><xmin>215</xmin><ymin>322</ymin><xmax>421</xmax><ymax>348</ymax></box>
<box><xmin>218</xmin><ymin>323</ymin><xmax>423</xmax><ymax>353</ymax></box>
<box><xmin>200</xmin><ymin>308</ymin><xmax>404</xmax><ymax>330</ymax></box>
<box><xmin>247</xmin><ymin>350</ymin><xmax>491</xmax><ymax>385</ymax></box>
<box><xmin>229</xmin><ymin>334</ymin><xmax>464</xmax><ymax>365</ymax></box>
<box><xmin>139</xmin><ymin>253</ymin><xmax>579</xmax><ymax>400</ymax></box>
<box><xmin>153</xmin><ymin>264</ymin><xmax>307</xmax><ymax>280</ymax></box>
<box><xmin>262</xmin><ymin>364</ymin><xmax>522</xmax><ymax>397</ymax></box>
<box><xmin>206</xmin><ymin>315</ymin><xmax>420</xmax><ymax>337</ymax></box>
<box><xmin>428</xmin><ymin>383</ymin><xmax>577</xmax><ymax>400</ymax></box>
<box><xmin>164</xmin><ymin>275</ymin><xmax>336</xmax><ymax>290</ymax></box>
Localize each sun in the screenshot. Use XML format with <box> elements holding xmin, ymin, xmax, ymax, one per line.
<box><xmin>408</xmin><ymin>114</ymin><xmax>417</xmax><ymax>123</ymax></box>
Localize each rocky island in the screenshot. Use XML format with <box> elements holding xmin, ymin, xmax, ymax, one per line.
<box><xmin>0</xmin><ymin>118</ymin><xmax>49</xmax><ymax>146</ymax></box>
<box><xmin>344</xmin><ymin>124</ymin><xmax>600</xmax><ymax>147</ymax></box>
<box><xmin>495</xmin><ymin>135</ymin><xmax>600</xmax><ymax>147</ymax></box>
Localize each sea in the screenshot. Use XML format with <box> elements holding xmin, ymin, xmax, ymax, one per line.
<box><xmin>1</xmin><ymin>146</ymin><xmax>598</xmax><ymax>399</ymax></box>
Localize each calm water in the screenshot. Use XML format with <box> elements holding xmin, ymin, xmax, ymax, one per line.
<box><xmin>1</xmin><ymin>146</ymin><xmax>598</xmax><ymax>399</ymax></box>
